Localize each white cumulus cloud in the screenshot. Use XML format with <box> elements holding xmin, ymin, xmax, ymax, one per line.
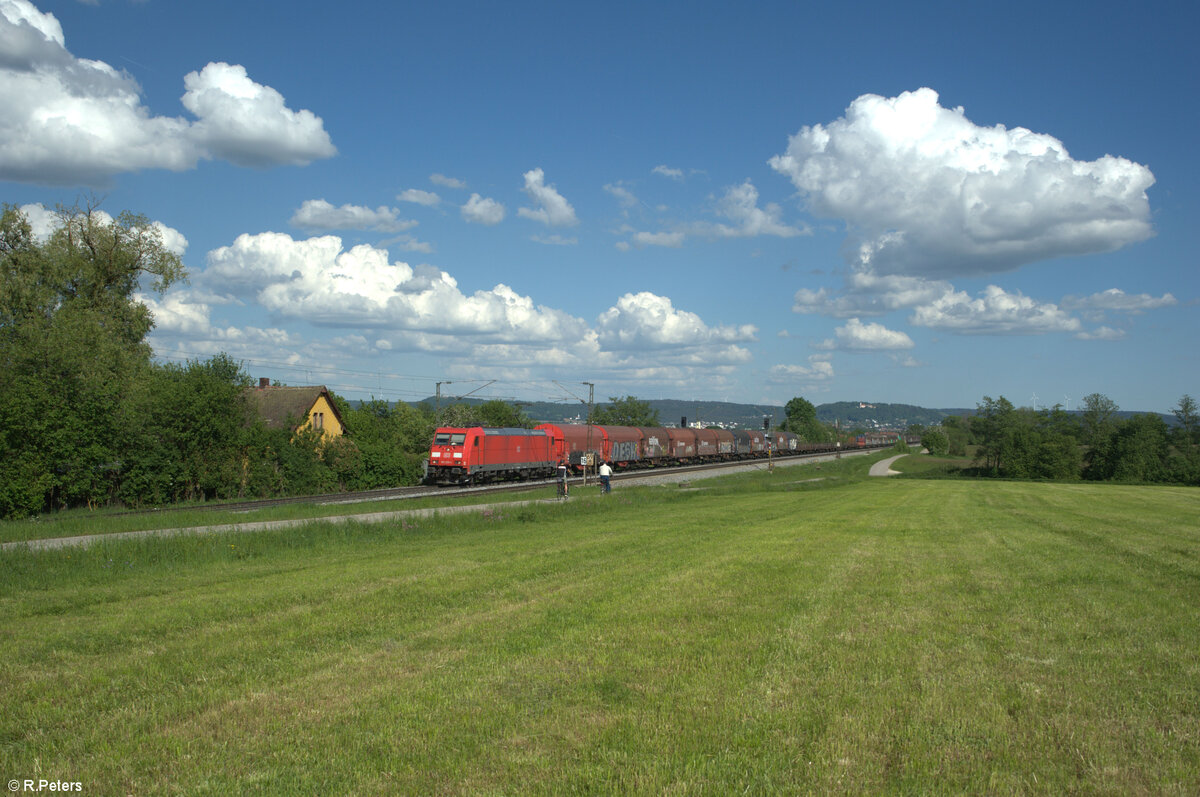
<box><xmin>818</xmin><ymin>318</ymin><xmax>914</xmax><ymax>351</ymax></box>
<box><xmin>518</xmin><ymin>167</ymin><xmax>578</xmax><ymax>227</ymax></box>
<box><xmin>596</xmin><ymin>291</ymin><xmax>756</xmax><ymax>352</ymax></box>
<box><xmin>397</xmin><ymin>188</ymin><xmax>441</xmax><ymax>207</ymax></box>
<box><xmin>290</xmin><ymin>199</ymin><xmax>416</xmax><ymax>233</ymax></box>
<box><xmin>430</xmin><ymin>173</ymin><xmax>466</xmax><ymax>189</ymax></box>
<box><xmin>604</xmin><ymin>182</ymin><xmax>639</xmax><ymax>211</ymax></box>
<box><xmin>794</xmin><ymin>273</ymin><xmax>951</xmax><ymax>317</ymax></box>
<box><xmin>704</xmin><ymin>180</ymin><xmax>806</xmax><ymax>239</ymax></box>
<box><xmin>770</xmin><ymin>87</ymin><xmax>1155</xmax><ymax>278</ymax></box>
<box><xmin>181</xmin><ymin>62</ymin><xmax>335</xmax><ymax>168</ymax></box>
<box><xmin>910</xmin><ymin>284</ymin><xmax>1081</xmax><ymax>335</ymax></box>
<box><xmin>0</xmin><ymin>1</ymin><xmax>334</xmax><ymax>185</ymax></box>
<box><xmin>1061</xmin><ymin>288</ymin><xmax>1177</xmax><ymax>313</ymax></box>
<box><xmin>1075</xmin><ymin>326</ymin><xmax>1126</xmax><ymax>341</ymax></box>
<box><xmin>630</xmin><ymin>230</ymin><xmax>685</xmax><ymax>248</ymax></box>
<box><xmin>769</xmin><ymin>356</ymin><xmax>835</xmax><ymax>384</ymax></box>
<box><xmin>461</xmin><ymin>193</ymin><xmax>506</xmax><ymax>225</ymax></box>
<box><xmin>203</xmin><ymin>232</ymin><xmax>588</xmax><ymax>343</ymax></box>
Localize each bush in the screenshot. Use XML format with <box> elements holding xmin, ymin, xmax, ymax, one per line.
<box><xmin>920</xmin><ymin>428</ymin><xmax>949</xmax><ymax>456</ymax></box>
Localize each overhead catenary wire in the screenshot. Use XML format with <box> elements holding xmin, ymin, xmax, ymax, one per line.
<box><xmin>152</xmin><ymin>349</ymin><xmax>600</xmax><ymax>406</ymax></box>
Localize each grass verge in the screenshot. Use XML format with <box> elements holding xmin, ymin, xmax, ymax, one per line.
<box><xmin>0</xmin><ymin>485</ymin><xmax>563</xmax><ymax>545</ymax></box>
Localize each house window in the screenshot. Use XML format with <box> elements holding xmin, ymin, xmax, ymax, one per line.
<box><xmin>313</xmin><ymin>412</ymin><xmax>324</xmax><ymax>431</ymax></box>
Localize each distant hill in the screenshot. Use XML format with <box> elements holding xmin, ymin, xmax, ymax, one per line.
<box><xmin>411</xmin><ymin>396</ymin><xmax>968</xmax><ymax>429</ymax></box>
<box><xmin>816</xmin><ymin>402</ymin><xmax>969</xmax><ymax>429</ymax></box>
<box><xmin>397</xmin><ymin>396</ymin><xmax>1173</xmax><ymax>429</ymax></box>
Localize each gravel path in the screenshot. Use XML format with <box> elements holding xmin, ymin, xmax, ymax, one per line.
<box><xmin>868</xmin><ymin>453</ymin><xmax>918</xmax><ymax>477</ymax></box>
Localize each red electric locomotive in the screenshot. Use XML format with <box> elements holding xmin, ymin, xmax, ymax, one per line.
<box><xmin>425</xmin><ymin>427</ymin><xmax>556</xmax><ymax>485</ymax></box>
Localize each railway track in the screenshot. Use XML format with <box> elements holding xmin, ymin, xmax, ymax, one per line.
<box><xmin>4</xmin><ymin>447</ymin><xmax>892</xmax><ymax>553</ymax></box>
<box><xmin>102</xmin><ymin>445</ymin><xmax>890</xmax><ymax>520</ymax></box>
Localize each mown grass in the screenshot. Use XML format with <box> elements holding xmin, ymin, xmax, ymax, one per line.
<box><xmin>1</xmin><ymin>472</ymin><xmax>1198</xmax><ymax>794</ymax></box>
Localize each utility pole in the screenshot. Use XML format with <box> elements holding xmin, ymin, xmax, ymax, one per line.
<box><xmin>436</xmin><ymin>381</ymin><xmax>448</xmax><ymax>422</ymax></box>
<box><xmin>583</xmin><ymin>381</ymin><xmax>594</xmax><ymax>486</ymax></box>
<box><xmin>764</xmin><ymin>414</ymin><xmax>773</xmax><ymax>472</ymax></box>
<box><xmin>553</xmin><ymin>380</ymin><xmax>596</xmax><ymax>486</ymax></box>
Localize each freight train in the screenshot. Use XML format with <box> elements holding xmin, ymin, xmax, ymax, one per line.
<box><xmin>424</xmin><ymin>423</ymin><xmax>898</xmax><ymax>486</ymax></box>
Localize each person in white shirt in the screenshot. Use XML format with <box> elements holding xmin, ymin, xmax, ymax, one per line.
<box><xmin>599</xmin><ymin>461</ymin><xmax>613</xmax><ymax>493</ymax></box>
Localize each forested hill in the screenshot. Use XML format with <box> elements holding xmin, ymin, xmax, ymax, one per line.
<box><xmin>816</xmin><ymin>402</ymin><xmax>969</xmax><ymax>428</ymax></box>
<box><xmin>409</xmin><ymin>396</ymin><xmax>1175</xmax><ymax>429</ymax></box>
<box><xmin>412</xmin><ymin>396</ymin><xmax>967</xmax><ymax>428</ymax></box>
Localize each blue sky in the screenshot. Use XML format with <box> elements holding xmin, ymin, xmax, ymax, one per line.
<box><xmin>3</xmin><ymin>0</ymin><xmax>1195</xmax><ymax>413</ymax></box>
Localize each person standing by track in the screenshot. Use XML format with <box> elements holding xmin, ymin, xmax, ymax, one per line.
<box><xmin>598</xmin><ymin>461</ymin><xmax>613</xmax><ymax>494</ymax></box>
<box><xmin>557</xmin><ymin>459</ymin><xmax>569</xmax><ymax>499</ymax></box>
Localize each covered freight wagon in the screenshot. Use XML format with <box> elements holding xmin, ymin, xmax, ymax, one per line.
<box><xmin>534</xmin><ymin>423</ymin><xmax>605</xmax><ymax>470</ymax></box>
<box><xmin>602</xmin><ymin>425</ymin><xmax>644</xmax><ymax>465</ymax></box>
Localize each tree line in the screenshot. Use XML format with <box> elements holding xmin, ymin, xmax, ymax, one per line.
<box><xmin>916</xmin><ymin>394</ymin><xmax>1199</xmax><ymax>484</ymax></box>
<box><xmin>0</xmin><ymin>203</ymin><xmax>552</xmax><ymax>519</ymax></box>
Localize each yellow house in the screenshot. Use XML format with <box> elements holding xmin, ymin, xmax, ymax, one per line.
<box><xmin>244</xmin><ymin>378</ymin><xmax>346</xmax><ymax>443</ymax></box>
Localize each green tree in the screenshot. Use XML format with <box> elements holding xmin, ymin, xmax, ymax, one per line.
<box><xmin>1001</xmin><ymin>408</ymin><xmax>1081</xmax><ymax>480</ymax></box>
<box><xmin>940</xmin><ymin>415</ymin><xmax>969</xmax><ymax>456</ymax></box>
<box><xmin>1086</xmin><ymin>414</ymin><xmax>1172</xmax><ymax>483</ymax></box>
<box><xmin>1080</xmin><ymin>393</ymin><xmax>1119</xmax><ymax>448</ymax></box>
<box><xmin>342</xmin><ymin>398</ymin><xmax>435</xmax><ymax>488</ymax></box>
<box><xmin>437</xmin><ymin>403</ymin><xmax>480</xmax><ymax>428</ymax></box>
<box><xmin>0</xmin><ymin>202</ymin><xmax>185</xmax><ymax>516</ymax></box>
<box><xmin>477</xmin><ymin>399</ymin><xmax>532</xmax><ymax>428</ymax></box>
<box><xmin>781</xmin><ymin>396</ymin><xmax>830</xmax><ymax>442</ymax></box>
<box><xmin>591</xmin><ymin>396</ymin><xmax>660</xmax><ymax>427</ymax></box>
<box><xmin>971</xmin><ymin>396</ymin><xmax>1016</xmax><ymax>475</ymax></box>
<box><xmin>969</xmin><ymin>400</ymin><xmax>1081</xmax><ymax>481</ymax></box>
<box><xmin>1172</xmin><ymin>394</ymin><xmax>1198</xmax><ymax>448</ymax></box>
<box><xmin>119</xmin><ymin>354</ymin><xmax>253</xmax><ymax>505</ymax></box>
<box><xmin>1170</xmin><ymin>394</ymin><xmax>1199</xmax><ymax>484</ymax></box>
<box><xmin>921</xmin><ymin>428</ymin><xmax>950</xmax><ymax>456</ymax></box>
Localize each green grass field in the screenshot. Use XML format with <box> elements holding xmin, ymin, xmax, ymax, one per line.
<box><xmin>2</xmin><ymin>462</ymin><xmax>1198</xmax><ymax>794</ymax></box>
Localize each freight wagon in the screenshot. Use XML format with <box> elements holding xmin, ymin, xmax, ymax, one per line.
<box><xmin>426</xmin><ymin>423</ymin><xmax>850</xmax><ymax>485</ymax></box>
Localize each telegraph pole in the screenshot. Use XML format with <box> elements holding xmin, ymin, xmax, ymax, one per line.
<box><xmin>435</xmin><ymin>381</ymin><xmax>448</xmax><ymax>421</ymax></box>
<box><xmin>764</xmin><ymin>414</ymin><xmax>773</xmax><ymax>472</ymax></box>
<box><xmin>583</xmin><ymin>381</ymin><xmax>594</xmax><ymax>486</ymax></box>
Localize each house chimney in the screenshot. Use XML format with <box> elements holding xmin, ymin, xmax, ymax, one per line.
<box><xmin>259</xmin><ymin>377</ymin><xmax>270</xmax><ymax>389</ymax></box>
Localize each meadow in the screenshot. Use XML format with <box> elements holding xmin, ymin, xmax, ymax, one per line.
<box><xmin>2</xmin><ymin>457</ymin><xmax>1198</xmax><ymax>794</ymax></box>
